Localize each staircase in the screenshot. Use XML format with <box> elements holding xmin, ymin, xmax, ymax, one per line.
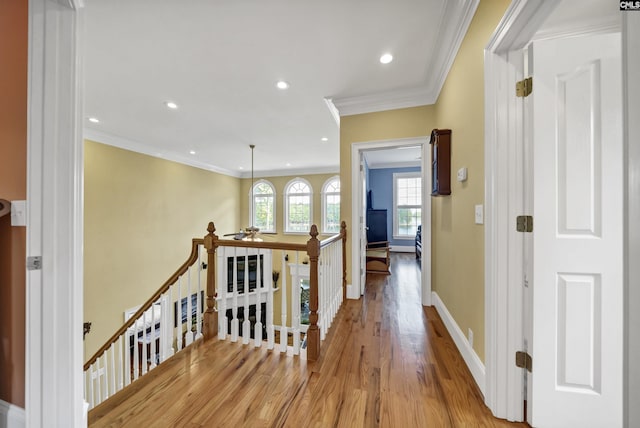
<box><xmin>83</xmin><ymin>221</ymin><xmax>347</xmax><ymax>410</ymax></box>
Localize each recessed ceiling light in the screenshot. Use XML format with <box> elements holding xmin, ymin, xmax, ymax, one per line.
<box><xmin>380</xmin><ymin>53</ymin><xmax>393</xmax><ymax>64</ymax></box>
<box><xmin>321</xmin><ymin>137</ymin><xmax>328</xmax><ymax>142</ymax></box>
<box><xmin>165</xmin><ymin>101</ymin><xmax>178</xmax><ymax>109</ymax></box>
<box><xmin>189</xmin><ymin>150</ymin><xmax>196</xmax><ymax>155</ymax></box>
<box><xmin>88</xmin><ymin>117</ymin><xmax>100</xmax><ymax>123</ymax></box>
<box><xmin>276</xmin><ymin>80</ymin><xmax>290</xmax><ymax>90</ymax></box>
<box><xmin>239</xmin><ymin>166</ymin><xmax>244</xmax><ymax>170</ymax></box>
<box><xmin>286</xmin><ymin>162</ymin><xmax>292</xmax><ymax>167</ymax></box>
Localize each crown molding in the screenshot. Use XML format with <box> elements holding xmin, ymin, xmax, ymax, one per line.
<box><xmin>83</xmin><ymin>129</ymin><xmax>243</xmax><ymax>178</ymax></box>
<box><xmin>328</xmin><ymin>86</ymin><xmax>436</xmax><ymax>117</ymax></box>
<box><xmin>328</xmin><ymin>0</ymin><xmax>479</xmax><ymax>117</ymax></box>
<box><xmin>425</xmin><ymin>0</ymin><xmax>479</xmax><ymax>101</ymax></box>
<box><xmin>84</xmin><ymin>129</ymin><xmax>339</xmax><ymax>180</ymax></box>
<box><xmin>241</xmin><ymin>165</ymin><xmax>340</xmax><ymax>179</ymax></box>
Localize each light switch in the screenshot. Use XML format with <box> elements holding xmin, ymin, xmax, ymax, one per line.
<box><xmin>11</xmin><ymin>200</ymin><xmax>26</xmax><ymax>226</ymax></box>
<box><xmin>457</xmin><ymin>167</ymin><xmax>468</xmax><ymax>182</ymax></box>
<box><xmin>474</xmin><ymin>204</ymin><xmax>483</xmax><ymax>225</ymax></box>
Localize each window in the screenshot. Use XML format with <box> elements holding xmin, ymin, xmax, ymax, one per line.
<box><xmin>250</xmin><ymin>180</ymin><xmax>275</xmax><ymax>233</ymax></box>
<box><xmin>322</xmin><ymin>176</ymin><xmax>341</xmax><ymax>234</ymax></box>
<box><xmin>393</xmin><ymin>172</ymin><xmax>421</xmax><ymax>238</ymax></box>
<box><xmin>285</xmin><ymin>178</ymin><xmax>312</xmax><ymax>233</ymax></box>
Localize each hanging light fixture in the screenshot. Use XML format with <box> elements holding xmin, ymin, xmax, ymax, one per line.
<box><xmin>244</xmin><ymin>144</ymin><xmax>261</xmax><ymax>241</ymax></box>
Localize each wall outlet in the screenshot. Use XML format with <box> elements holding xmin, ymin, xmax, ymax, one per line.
<box><xmin>468</xmin><ymin>328</ymin><xmax>474</xmax><ymax>347</ymax></box>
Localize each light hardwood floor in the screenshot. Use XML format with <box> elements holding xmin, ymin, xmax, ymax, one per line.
<box><xmin>89</xmin><ymin>253</ymin><xmax>528</xmax><ymax>427</ymax></box>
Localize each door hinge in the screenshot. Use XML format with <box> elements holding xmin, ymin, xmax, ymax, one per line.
<box><xmin>27</xmin><ymin>256</ymin><xmax>42</xmax><ymax>271</ymax></box>
<box><xmin>516</xmin><ymin>77</ymin><xmax>533</xmax><ymax>97</ymax></box>
<box><xmin>516</xmin><ymin>215</ymin><xmax>533</xmax><ymax>233</ymax></box>
<box><xmin>516</xmin><ymin>351</ymin><xmax>532</xmax><ymax>372</ymax></box>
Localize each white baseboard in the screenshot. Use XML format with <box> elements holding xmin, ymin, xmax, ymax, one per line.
<box><xmin>346</xmin><ymin>283</ymin><xmax>360</xmax><ymax>300</ymax></box>
<box><xmin>431</xmin><ymin>291</ymin><xmax>486</xmax><ymax>395</ymax></box>
<box><xmin>390</xmin><ymin>245</ymin><xmax>415</xmax><ymax>253</ymax></box>
<box><xmin>0</xmin><ymin>400</ymin><xmax>25</xmax><ymax>428</ymax></box>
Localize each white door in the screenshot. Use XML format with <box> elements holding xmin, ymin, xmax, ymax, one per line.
<box><xmin>532</xmin><ymin>31</ymin><xmax>622</xmax><ymax>427</ymax></box>
<box><xmin>360</xmin><ymin>159</ymin><xmax>367</xmax><ymax>295</ymax></box>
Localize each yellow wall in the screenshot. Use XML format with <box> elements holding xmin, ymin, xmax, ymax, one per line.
<box><xmin>431</xmin><ymin>0</ymin><xmax>510</xmax><ymax>362</ymax></box>
<box><xmin>84</xmin><ymin>140</ymin><xmax>241</xmax><ymax>358</ymax></box>
<box><xmin>339</xmin><ymin>106</ymin><xmax>437</xmax><ymax>287</ymax></box>
<box><xmin>339</xmin><ymin>0</ymin><xmax>510</xmax><ymax>362</ymax></box>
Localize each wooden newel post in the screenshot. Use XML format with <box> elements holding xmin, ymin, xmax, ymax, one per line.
<box><xmin>203</xmin><ymin>222</ymin><xmax>219</xmax><ymax>340</ymax></box>
<box><xmin>341</xmin><ymin>221</ymin><xmax>347</xmax><ymax>302</ymax></box>
<box><xmin>306</xmin><ymin>224</ymin><xmax>321</xmax><ymax>361</ymax></box>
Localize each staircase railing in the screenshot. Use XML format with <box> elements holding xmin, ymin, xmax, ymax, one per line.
<box><xmin>84</xmin><ymin>221</ymin><xmax>347</xmax><ymax>410</ymax></box>
<box><xmin>83</xmin><ymin>237</ymin><xmax>206</xmax><ymax>409</ymax></box>
<box><xmin>205</xmin><ymin>221</ymin><xmax>347</xmax><ymax>359</ymax></box>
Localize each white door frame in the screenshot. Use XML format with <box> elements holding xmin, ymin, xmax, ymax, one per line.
<box><xmin>484</xmin><ymin>0</ymin><xmax>638</xmax><ymax>423</ymax></box>
<box><xmin>623</xmin><ymin>12</ymin><xmax>640</xmax><ymax>428</ymax></box>
<box><xmin>27</xmin><ymin>0</ymin><xmax>84</xmax><ymax>426</ymax></box>
<box><xmin>350</xmin><ymin>137</ymin><xmax>431</xmax><ymax>306</ymax></box>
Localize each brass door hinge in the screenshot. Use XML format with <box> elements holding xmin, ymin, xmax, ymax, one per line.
<box><xmin>516</xmin><ymin>351</ymin><xmax>532</xmax><ymax>372</ymax></box>
<box><xmin>516</xmin><ymin>215</ymin><xmax>533</xmax><ymax>233</ymax></box>
<box><xmin>516</xmin><ymin>77</ymin><xmax>533</xmax><ymax>97</ymax></box>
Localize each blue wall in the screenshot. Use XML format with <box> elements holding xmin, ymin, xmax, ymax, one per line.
<box><xmin>367</xmin><ymin>166</ymin><xmax>421</xmax><ymax>247</ymax></box>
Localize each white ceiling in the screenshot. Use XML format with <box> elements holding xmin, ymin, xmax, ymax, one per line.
<box><xmin>82</xmin><ymin>0</ymin><xmax>478</xmax><ymax>177</ymax></box>
<box><xmin>364</xmin><ymin>146</ymin><xmax>422</xmax><ymax>169</ymax></box>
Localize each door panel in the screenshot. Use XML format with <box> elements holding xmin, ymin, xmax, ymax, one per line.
<box><xmin>360</xmin><ymin>161</ymin><xmax>367</xmax><ymax>295</ymax></box>
<box><xmin>532</xmin><ymin>32</ymin><xmax>622</xmax><ymax>427</ymax></box>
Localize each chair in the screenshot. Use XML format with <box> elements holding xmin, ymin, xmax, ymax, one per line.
<box><xmin>366</xmin><ymin>209</ymin><xmax>391</xmax><ymax>274</ymax></box>
<box><xmin>366</xmin><ymin>240</ymin><xmax>391</xmax><ymax>274</ymax></box>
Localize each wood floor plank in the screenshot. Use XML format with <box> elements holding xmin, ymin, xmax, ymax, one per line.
<box><xmin>89</xmin><ymin>254</ymin><xmax>527</xmax><ymax>428</ymax></box>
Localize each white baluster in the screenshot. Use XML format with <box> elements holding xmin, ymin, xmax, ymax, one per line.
<box><xmin>266</xmin><ymin>250</ymin><xmax>275</xmax><ymax>349</ymax></box>
<box><xmin>109</xmin><ymin>343</ymin><xmax>116</xmax><ymax>395</ymax></box>
<box><xmin>186</xmin><ymin>266</ymin><xmax>193</xmax><ymax>346</ymax></box>
<box><xmin>242</xmin><ymin>248</ymin><xmax>251</xmax><ymax>345</ymax></box>
<box><xmin>317</xmin><ymin>252</ymin><xmax>322</xmax><ymax>341</ymax></box>
<box><xmin>149</xmin><ymin>304</ymin><xmax>157</xmax><ymax>369</ymax></box>
<box><xmin>291</xmin><ymin>252</ymin><xmax>301</xmax><ymax>355</ymax></box>
<box><xmin>254</xmin><ymin>249</ymin><xmax>263</xmax><ymax>348</ymax></box>
<box><xmin>231</xmin><ymin>247</ymin><xmax>239</xmax><ymax>342</ymax></box>
<box><xmin>94</xmin><ymin>359</ymin><xmax>102</xmax><ymax>405</ymax></box>
<box><xmin>100</xmin><ymin>355</ymin><xmax>107</xmax><ymax>402</ymax></box>
<box><xmin>124</xmin><ymin>330</ymin><xmax>131</xmax><ymax>386</ymax></box>
<box><xmin>196</xmin><ymin>244</ymin><xmax>204</xmax><ymax>341</ymax></box>
<box><xmin>280</xmin><ymin>251</ymin><xmax>288</xmax><ymax>353</ymax></box>
<box><xmin>132</xmin><ymin>323</ymin><xmax>139</xmax><ymax>381</ymax></box>
<box><xmin>86</xmin><ymin>366</ymin><xmax>94</xmax><ymax>409</ymax></box>
<box><xmin>117</xmin><ymin>336</ymin><xmax>124</xmax><ymax>390</ymax></box>
<box><xmin>177</xmin><ymin>276</ymin><xmax>183</xmax><ymax>351</ymax></box>
<box><xmin>217</xmin><ymin>247</ymin><xmax>227</xmax><ymax>339</ymax></box>
<box><xmin>141</xmin><ymin>315</ymin><xmax>148</xmax><ymax>376</ymax></box>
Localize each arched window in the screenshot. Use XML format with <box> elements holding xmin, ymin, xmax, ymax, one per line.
<box><xmin>250</xmin><ymin>180</ymin><xmax>275</xmax><ymax>233</ymax></box>
<box><xmin>322</xmin><ymin>176</ymin><xmax>340</xmax><ymax>234</ymax></box>
<box><xmin>284</xmin><ymin>178</ymin><xmax>312</xmax><ymax>233</ymax></box>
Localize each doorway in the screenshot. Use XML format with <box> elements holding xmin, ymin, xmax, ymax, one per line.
<box><xmin>350</xmin><ymin>137</ymin><xmax>431</xmax><ymax>306</ymax></box>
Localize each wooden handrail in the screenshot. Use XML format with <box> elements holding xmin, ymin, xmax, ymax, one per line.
<box><xmin>84</xmin><ymin>237</ymin><xmax>204</xmax><ymax>370</ymax></box>
<box><xmin>86</xmin><ymin>221</ymin><xmax>349</xmax><ymax>369</ymax></box>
